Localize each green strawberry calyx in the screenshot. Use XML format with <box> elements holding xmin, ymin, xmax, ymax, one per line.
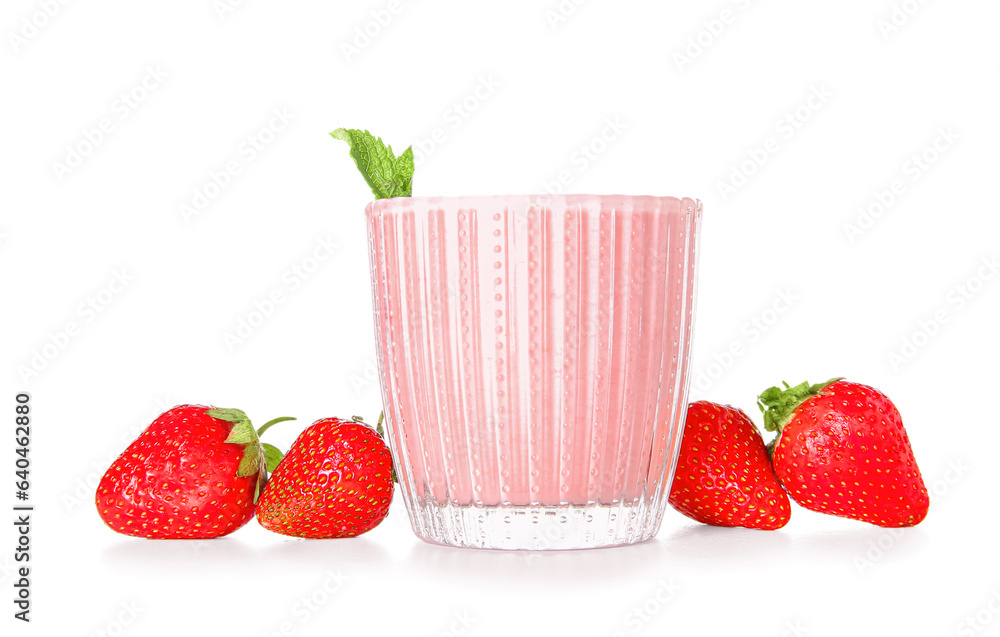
<box><xmin>757</xmin><ymin>378</ymin><xmax>843</xmax><ymax>434</ymax></box>
<box><xmin>330</xmin><ymin>128</ymin><xmax>414</xmax><ymax>200</ymax></box>
<box><xmin>207</xmin><ymin>408</ymin><xmax>295</xmax><ymax>502</ymax></box>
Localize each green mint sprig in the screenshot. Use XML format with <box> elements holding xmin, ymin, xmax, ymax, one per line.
<box><xmin>330</xmin><ymin>128</ymin><xmax>414</xmax><ymax>199</ymax></box>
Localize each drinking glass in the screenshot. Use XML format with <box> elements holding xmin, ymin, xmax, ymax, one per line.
<box><xmin>366</xmin><ymin>194</ymin><xmax>702</xmax><ymax>549</ymax></box>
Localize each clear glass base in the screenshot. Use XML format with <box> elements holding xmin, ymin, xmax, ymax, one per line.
<box><xmin>406</xmin><ymin>500</ymin><xmax>665</xmax><ymax>550</ymax></box>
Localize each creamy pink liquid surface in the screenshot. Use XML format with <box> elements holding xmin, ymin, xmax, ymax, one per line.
<box><xmin>367</xmin><ymin>195</ymin><xmax>699</xmax><ymax>508</ymax></box>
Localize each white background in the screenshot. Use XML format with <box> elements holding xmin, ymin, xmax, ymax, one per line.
<box><xmin>2</xmin><ymin>0</ymin><xmax>999</xmax><ymax>635</ymax></box>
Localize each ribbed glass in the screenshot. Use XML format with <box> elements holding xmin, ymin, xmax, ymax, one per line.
<box><xmin>366</xmin><ymin>194</ymin><xmax>702</xmax><ymax>549</ymax></box>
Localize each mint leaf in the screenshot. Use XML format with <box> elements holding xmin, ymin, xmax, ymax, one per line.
<box><xmin>330</xmin><ymin>128</ymin><xmax>414</xmax><ymax>199</ymax></box>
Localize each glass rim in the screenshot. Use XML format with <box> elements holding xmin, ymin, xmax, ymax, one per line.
<box><xmin>366</xmin><ymin>194</ymin><xmax>702</xmax><ymax>215</ymax></box>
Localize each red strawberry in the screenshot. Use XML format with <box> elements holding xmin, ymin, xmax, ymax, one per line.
<box><xmin>256</xmin><ymin>416</ymin><xmax>394</xmax><ymax>538</ymax></box>
<box><xmin>96</xmin><ymin>405</ymin><xmax>291</xmax><ymax>539</ymax></box>
<box><xmin>758</xmin><ymin>378</ymin><xmax>929</xmax><ymax>527</ymax></box>
<box><xmin>668</xmin><ymin>401</ymin><xmax>791</xmax><ymax>530</ymax></box>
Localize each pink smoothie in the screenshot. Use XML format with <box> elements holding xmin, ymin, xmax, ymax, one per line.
<box><xmin>367</xmin><ymin>195</ymin><xmax>700</xmax><ymax>509</ymax></box>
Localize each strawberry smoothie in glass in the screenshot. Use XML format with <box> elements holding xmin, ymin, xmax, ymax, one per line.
<box><xmin>366</xmin><ymin>194</ymin><xmax>702</xmax><ymax>549</ymax></box>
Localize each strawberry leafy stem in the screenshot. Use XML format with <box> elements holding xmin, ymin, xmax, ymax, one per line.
<box><xmin>207</xmin><ymin>407</ymin><xmax>295</xmax><ymax>502</ymax></box>
<box><xmin>257</xmin><ymin>416</ymin><xmax>296</xmax><ymax>437</ymax></box>
<box><xmin>757</xmin><ymin>378</ymin><xmax>842</xmax><ymax>433</ymax></box>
